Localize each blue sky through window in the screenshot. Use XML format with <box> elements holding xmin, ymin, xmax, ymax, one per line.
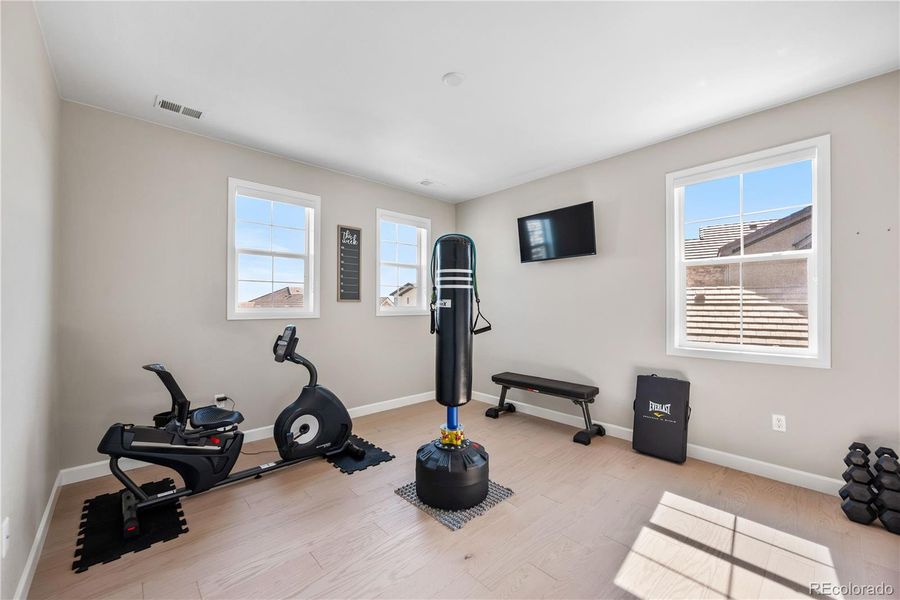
<box><xmin>235</xmin><ymin>194</ymin><xmax>309</xmax><ymax>303</ymax></box>
<box><xmin>683</xmin><ymin>160</ymin><xmax>812</xmax><ymax>239</ymax></box>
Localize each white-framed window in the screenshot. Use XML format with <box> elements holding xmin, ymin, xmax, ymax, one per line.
<box><xmin>376</xmin><ymin>209</ymin><xmax>431</xmax><ymax>316</ymax></box>
<box><xmin>666</xmin><ymin>135</ymin><xmax>831</xmax><ymax>368</ymax></box>
<box><xmin>227</xmin><ymin>178</ymin><xmax>321</xmax><ymax>320</ymax></box>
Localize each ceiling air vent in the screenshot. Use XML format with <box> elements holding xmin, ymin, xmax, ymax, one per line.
<box><xmin>154</xmin><ymin>96</ymin><xmax>202</xmax><ymax>119</ymax></box>
<box><xmin>157</xmin><ymin>98</ymin><xmax>182</xmax><ymax>113</ymax></box>
<box><xmin>180</xmin><ymin>106</ymin><xmax>203</xmax><ymax>119</ymax></box>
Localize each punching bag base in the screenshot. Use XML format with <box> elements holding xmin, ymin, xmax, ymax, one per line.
<box><xmin>415</xmin><ymin>439</ymin><xmax>489</xmax><ymax>510</ymax></box>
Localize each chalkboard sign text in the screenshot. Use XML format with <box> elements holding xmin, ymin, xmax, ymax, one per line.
<box><xmin>338</xmin><ymin>225</ymin><xmax>361</xmax><ymax>301</ymax></box>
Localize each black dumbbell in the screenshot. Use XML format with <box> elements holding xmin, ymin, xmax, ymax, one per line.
<box><xmin>850</xmin><ymin>441</ymin><xmax>872</xmax><ymax>455</ymax></box>
<box><xmin>875</xmin><ymin>447</ymin><xmax>898</xmax><ymax>459</ymax></box>
<box><xmin>840</xmin><ymin>482</ymin><xmax>876</xmax><ymax>504</ymax></box>
<box><xmin>875</xmin><ymin>470</ymin><xmax>900</xmax><ymax>492</ymax></box>
<box><xmin>843</xmin><ymin>465</ymin><xmax>875</xmax><ymax>484</ymax></box>
<box><xmin>875</xmin><ymin>454</ymin><xmax>900</xmax><ymax>474</ymax></box>
<box><xmin>844</xmin><ymin>452</ymin><xmax>869</xmax><ymax>467</ymax></box>
<box><xmin>841</xmin><ymin>499</ymin><xmax>878</xmax><ymax>524</ymax></box>
<box><xmin>878</xmin><ymin>509</ymin><xmax>900</xmax><ymax>534</ymax></box>
<box><xmin>875</xmin><ymin>489</ymin><xmax>900</xmax><ymax>513</ymax></box>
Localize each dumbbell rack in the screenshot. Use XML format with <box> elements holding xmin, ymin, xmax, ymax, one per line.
<box><xmin>840</xmin><ymin>442</ymin><xmax>900</xmax><ymax>534</ymax></box>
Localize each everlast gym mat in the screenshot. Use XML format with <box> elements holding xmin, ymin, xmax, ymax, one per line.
<box><xmin>632</xmin><ymin>374</ymin><xmax>691</xmax><ymax>463</ymax></box>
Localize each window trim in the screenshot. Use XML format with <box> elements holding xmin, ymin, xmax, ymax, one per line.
<box><xmin>375</xmin><ymin>208</ymin><xmax>431</xmax><ymax>317</ymax></box>
<box><xmin>227</xmin><ymin>177</ymin><xmax>322</xmax><ymax>320</ymax></box>
<box><xmin>665</xmin><ymin>135</ymin><xmax>831</xmax><ymax>368</ymax></box>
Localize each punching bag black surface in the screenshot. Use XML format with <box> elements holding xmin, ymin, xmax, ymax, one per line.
<box><xmin>434</xmin><ymin>235</ymin><xmax>474</xmax><ymax>408</ymax></box>
<box><xmin>416</xmin><ymin>234</ymin><xmax>491</xmax><ymax>511</ymax></box>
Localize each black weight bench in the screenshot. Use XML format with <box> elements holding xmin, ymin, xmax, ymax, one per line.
<box><xmin>485</xmin><ymin>372</ymin><xmax>606</xmax><ymax>445</ymax></box>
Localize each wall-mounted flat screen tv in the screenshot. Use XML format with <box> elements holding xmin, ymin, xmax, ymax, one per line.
<box><xmin>517</xmin><ymin>201</ymin><xmax>596</xmax><ymax>263</ymax></box>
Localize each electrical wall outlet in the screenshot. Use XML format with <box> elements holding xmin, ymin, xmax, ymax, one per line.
<box><xmin>772</xmin><ymin>414</ymin><xmax>787</xmax><ymax>432</ymax></box>
<box><xmin>215</xmin><ymin>394</ymin><xmax>228</xmax><ymax>408</ymax></box>
<box><xmin>2</xmin><ymin>516</ymin><xmax>10</xmax><ymax>559</ymax></box>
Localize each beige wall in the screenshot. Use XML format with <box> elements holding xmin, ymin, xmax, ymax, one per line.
<box><xmin>56</xmin><ymin>102</ymin><xmax>454</xmax><ymax>468</ymax></box>
<box><xmin>1</xmin><ymin>3</ymin><xmax>62</xmax><ymax>597</ymax></box>
<box><xmin>458</xmin><ymin>71</ymin><xmax>899</xmax><ymax>479</ymax></box>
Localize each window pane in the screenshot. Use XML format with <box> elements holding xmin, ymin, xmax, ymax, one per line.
<box><xmin>236</xmin><ymin>195</ymin><xmax>270</xmax><ymax>224</ymax></box>
<box><xmin>238</xmin><ymin>254</ymin><xmax>272</xmax><ymax>281</ymax></box>
<box><xmin>379</xmin><ymin>285</ymin><xmax>397</xmax><ymax>307</ymax></box>
<box><xmin>380</xmin><ymin>220</ymin><xmax>398</xmax><ymax>242</ymax></box>
<box><xmin>271</xmin><ymin>283</ymin><xmax>305</xmax><ymax>308</ymax></box>
<box><xmin>685</xmin><ymin>264</ymin><xmax>741</xmax><ymax>345</ymax></box>
<box><xmin>398</xmin><ymin>224</ymin><xmax>417</xmax><ymax>244</ymax></box>
<box><xmin>273</xmin><ymin>202</ymin><xmax>306</xmax><ymax>229</ymax></box>
<box><xmin>685</xmin><ymin>260</ymin><xmax>809</xmax><ymax>348</ymax></box>
<box><xmin>381</xmin><ymin>241</ymin><xmax>397</xmax><ymax>262</ymax></box>
<box><xmin>398</xmin><ymin>267</ymin><xmax>417</xmax><ymax>287</ymax></box>
<box><xmin>272</xmin><ymin>227</ymin><xmax>305</xmax><ymax>254</ymax></box>
<box><xmin>743</xmin><ymin>160</ymin><xmax>812</xmax><ymax>216</ymax></box>
<box><xmin>274</xmin><ymin>257</ymin><xmax>304</xmax><ymax>282</ymax></box>
<box><xmin>683</xmin><ymin>175</ymin><xmax>740</xmax><ymax>240</ymax></box>
<box><xmin>397</xmin><ymin>243</ymin><xmax>418</xmax><ymax>265</ymax></box>
<box><xmin>741</xmin><ymin>259</ymin><xmax>808</xmax><ymax>348</ymax></box>
<box><xmin>238</xmin><ymin>281</ymin><xmax>273</xmax><ymax>306</ymax></box>
<box><xmin>380</xmin><ymin>265</ymin><xmax>398</xmax><ymax>287</ymax></box>
<box><xmin>397</xmin><ymin>284</ymin><xmax>418</xmax><ymax>307</ymax></box>
<box><xmin>742</xmin><ymin>206</ymin><xmax>812</xmax><ymax>255</ymax></box>
<box><xmin>236</xmin><ymin>222</ymin><xmax>270</xmax><ymax>251</ymax></box>
<box><xmin>683</xmin><ymin>215</ymin><xmax>743</xmax><ymax>260</ymax></box>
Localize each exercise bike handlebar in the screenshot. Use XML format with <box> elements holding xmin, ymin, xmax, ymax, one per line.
<box><xmin>273</xmin><ymin>325</ymin><xmax>318</xmax><ymax>387</ymax></box>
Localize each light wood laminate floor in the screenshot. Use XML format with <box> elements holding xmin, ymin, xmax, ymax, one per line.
<box><xmin>30</xmin><ymin>402</ymin><xmax>900</xmax><ymax>599</ymax></box>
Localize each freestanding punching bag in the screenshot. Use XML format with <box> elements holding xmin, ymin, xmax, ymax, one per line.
<box><xmin>416</xmin><ymin>234</ymin><xmax>492</xmax><ymax>510</ymax></box>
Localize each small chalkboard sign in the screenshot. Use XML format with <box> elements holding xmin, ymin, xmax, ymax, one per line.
<box><xmin>338</xmin><ymin>225</ymin><xmax>361</xmax><ymax>301</ymax></box>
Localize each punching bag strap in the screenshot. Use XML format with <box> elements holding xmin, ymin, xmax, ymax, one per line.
<box><xmin>430</xmin><ymin>300</ymin><xmax>436</xmax><ymax>334</ymax></box>
<box><xmin>472</xmin><ymin>298</ymin><xmax>492</xmax><ymax>335</ymax></box>
<box><xmin>468</xmin><ymin>235</ymin><xmax>491</xmax><ymax>335</ymax></box>
<box><xmin>429</xmin><ymin>246</ymin><xmax>438</xmax><ymax>335</ymax></box>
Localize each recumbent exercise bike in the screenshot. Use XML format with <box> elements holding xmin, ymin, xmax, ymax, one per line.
<box><xmin>98</xmin><ymin>325</ymin><xmax>364</xmax><ymax>538</ymax></box>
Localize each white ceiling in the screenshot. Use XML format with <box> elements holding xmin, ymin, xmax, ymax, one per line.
<box><xmin>35</xmin><ymin>2</ymin><xmax>899</xmax><ymax>202</ymax></box>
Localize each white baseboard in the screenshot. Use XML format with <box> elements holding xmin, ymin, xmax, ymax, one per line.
<box><xmin>472</xmin><ymin>391</ymin><xmax>634</xmax><ymax>440</ymax></box>
<box><xmin>348</xmin><ymin>391</ymin><xmax>433</xmax><ymax>418</ymax></box>
<box><xmin>14</xmin><ymin>472</ymin><xmax>62</xmax><ymax>600</ymax></box>
<box><xmin>472</xmin><ymin>391</ymin><xmax>842</xmax><ymax>495</ymax></box>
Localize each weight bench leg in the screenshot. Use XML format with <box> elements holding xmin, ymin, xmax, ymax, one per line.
<box><xmin>485</xmin><ymin>386</ymin><xmax>516</xmax><ymax>419</ymax></box>
<box><xmin>572</xmin><ymin>400</ymin><xmax>606</xmax><ymax>445</ymax></box>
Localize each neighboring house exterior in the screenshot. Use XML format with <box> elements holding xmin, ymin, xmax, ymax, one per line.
<box><xmin>717</xmin><ymin>206</ymin><xmax>812</xmax><ymax>257</ymax></box>
<box><xmin>684</xmin><ymin>219</ymin><xmax>777</xmax><ymax>261</ymax></box>
<box><xmin>379</xmin><ymin>282</ymin><xmax>417</xmax><ymax>308</ymax></box>
<box><xmin>240</xmin><ymin>285</ymin><xmax>304</xmax><ymax>308</ymax></box>
<box><xmin>684</xmin><ymin>207</ymin><xmax>811</xmax><ymax>348</ymax></box>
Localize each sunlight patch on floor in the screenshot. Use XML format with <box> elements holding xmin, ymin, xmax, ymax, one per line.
<box><xmin>613</xmin><ymin>491</ymin><xmax>842</xmax><ymax>599</ymax></box>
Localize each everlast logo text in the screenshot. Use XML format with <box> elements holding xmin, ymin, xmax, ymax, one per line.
<box><xmin>649</xmin><ymin>401</ymin><xmax>671</xmax><ymax>416</ymax></box>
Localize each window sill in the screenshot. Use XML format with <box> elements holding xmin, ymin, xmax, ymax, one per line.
<box><xmin>667</xmin><ymin>344</ymin><xmax>830</xmax><ymax>369</ymax></box>
<box><xmin>376</xmin><ymin>309</ymin><xmax>429</xmax><ymax>317</ymax></box>
<box><xmin>227</xmin><ymin>310</ymin><xmax>320</xmax><ymax>321</ymax></box>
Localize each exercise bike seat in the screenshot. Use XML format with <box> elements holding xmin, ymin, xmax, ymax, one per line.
<box><xmin>189</xmin><ymin>406</ymin><xmax>244</xmax><ymax>430</ymax></box>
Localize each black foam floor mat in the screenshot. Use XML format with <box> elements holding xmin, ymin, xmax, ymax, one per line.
<box><xmin>73</xmin><ymin>478</ymin><xmax>188</xmax><ymax>573</ymax></box>
<box><xmin>327</xmin><ymin>435</ymin><xmax>394</xmax><ymax>474</ymax></box>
